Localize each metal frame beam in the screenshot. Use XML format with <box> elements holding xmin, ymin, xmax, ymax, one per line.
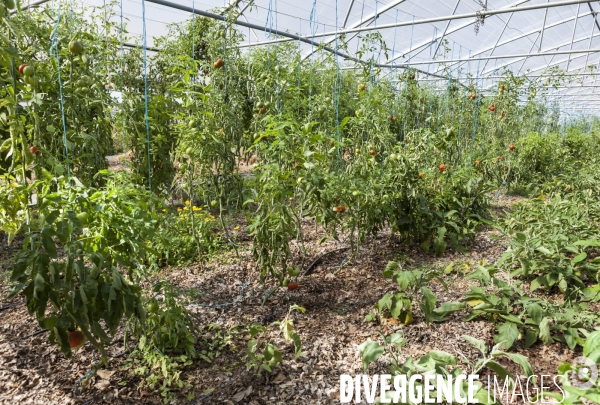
<box><xmin>432</xmin><ymin>0</ymin><xmax>461</xmax><ymax>58</ymax></box>
<box><xmin>301</xmin><ymin>0</ymin><xmax>408</xmax><ymax>61</ymax></box>
<box><xmin>479</xmin><ymin>29</ymin><xmax>600</xmax><ymax>75</ymax></box>
<box><xmin>301</xmin><ymin>0</ymin><xmax>593</xmax><ymax>44</ymax></box>
<box><xmin>343</xmin><ymin>0</ymin><xmax>357</xmax><ymax>28</ymax></box>
<box><xmin>390</xmin><ymin>0</ymin><xmax>530</xmax><ymax>63</ymax></box>
<box><xmin>574</xmin><ymin>15</ymin><xmax>597</xmax><ymax>72</ymax></box>
<box><xmin>143</xmin><ymin>0</ymin><xmax>452</xmax><ymax>80</ymax></box>
<box><xmin>480</xmin><ymin>12</ymin><xmax>514</xmax><ymax>73</ymax></box>
<box><xmin>567</xmin><ymin>3</ymin><xmax>582</xmax><ymax>70</ymax></box>
<box><xmin>538</xmin><ymin>0</ymin><xmax>551</xmax><ymax>51</ymax></box>
<box><xmin>239</xmin><ymin>0</ymin><xmax>590</xmax><ymax>51</ymax></box>
<box><xmin>435</xmin><ymin>10</ymin><xmax>594</xmax><ymax>73</ymax></box>
<box><xmin>400</xmin><ymin>48</ymin><xmax>600</xmax><ymax>66</ymax></box>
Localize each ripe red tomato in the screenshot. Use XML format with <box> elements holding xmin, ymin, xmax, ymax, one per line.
<box><xmin>29</xmin><ymin>146</ymin><xmax>37</xmax><ymax>154</ymax></box>
<box><xmin>369</xmin><ymin>150</ymin><xmax>376</xmax><ymax>156</ymax></box>
<box><xmin>287</xmin><ymin>282</ymin><xmax>299</xmax><ymax>291</ymax></box>
<box><xmin>18</xmin><ymin>64</ymin><xmax>28</xmax><ymax>74</ymax></box>
<box><xmin>474</xmin><ymin>160</ymin><xmax>479</xmax><ymax>166</ymax></box>
<box><xmin>501</xmin><ymin>111</ymin><xmax>505</xmax><ymax>119</ymax></box>
<box><xmin>470</xmin><ymin>93</ymin><xmax>476</xmax><ymax>100</ymax></box>
<box><xmin>438</xmin><ymin>163</ymin><xmax>446</xmax><ymax>172</ymax></box>
<box><xmin>509</xmin><ymin>144</ymin><xmax>515</xmax><ymax>151</ymax></box>
<box><xmin>488</xmin><ymin>104</ymin><xmax>495</xmax><ymax>112</ymax></box>
<box><xmin>214</xmin><ymin>58</ymin><xmax>224</xmax><ymax>69</ymax></box>
<box><xmin>259</xmin><ymin>107</ymin><xmax>267</xmax><ymax>114</ymax></box>
<box><xmin>419</xmin><ymin>173</ymin><xmax>423</xmax><ymax>179</ymax></box>
<box><xmin>500</xmin><ymin>85</ymin><xmax>505</xmax><ymax>92</ymax></box>
<box><xmin>496</xmin><ymin>155</ymin><xmax>501</xmax><ymax>162</ymax></box>
<box><xmin>68</xmin><ymin>330</ymin><xmax>85</xmax><ymax>349</ymax></box>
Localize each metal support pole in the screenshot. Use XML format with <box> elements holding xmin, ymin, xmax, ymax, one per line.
<box><xmin>538</xmin><ymin>0</ymin><xmax>550</xmax><ymax>52</ymax></box>
<box><xmin>567</xmin><ymin>3</ymin><xmax>582</xmax><ymax>71</ymax></box>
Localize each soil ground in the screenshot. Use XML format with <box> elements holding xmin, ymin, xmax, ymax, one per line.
<box><xmin>0</xmin><ymin>193</ymin><xmax>580</xmax><ymax>405</ymax></box>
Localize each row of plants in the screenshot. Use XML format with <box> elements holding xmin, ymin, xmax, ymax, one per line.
<box><xmin>360</xmin><ymin>173</ymin><xmax>600</xmax><ymax>403</ymax></box>
<box><xmin>1</xmin><ymin>1</ymin><xmax>599</xmax><ymax>402</ymax></box>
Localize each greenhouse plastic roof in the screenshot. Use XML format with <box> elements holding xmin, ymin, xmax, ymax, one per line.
<box><xmin>52</xmin><ymin>0</ymin><xmax>600</xmax><ymax>113</ymax></box>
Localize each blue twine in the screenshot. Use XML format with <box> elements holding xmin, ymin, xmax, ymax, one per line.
<box><xmin>49</xmin><ymin>2</ymin><xmax>71</xmax><ymax>180</ymax></box>
<box><xmin>470</xmin><ymin>54</ymin><xmax>482</xmax><ymax>164</ymax></box>
<box><xmin>141</xmin><ymin>0</ymin><xmax>152</xmax><ymax>193</ymax></box>
<box><xmin>456</xmin><ymin>47</ymin><xmax>467</xmax><ymax>166</ymax></box>
<box><xmin>308</xmin><ymin>0</ymin><xmax>317</xmax><ymax>120</ymax></box>
<box><xmin>120</xmin><ymin>0</ymin><xmax>126</xmax><ymax>153</ymax></box>
<box><xmin>400</xmin><ymin>16</ymin><xmax>415</xmax><ymax>142</ymax></box>
<box><xmin>334</xmin><ymin>0</ymin><xmax>340</xmax><ymax>159</ymax></box>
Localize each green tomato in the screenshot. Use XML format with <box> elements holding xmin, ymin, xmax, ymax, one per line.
<box><xmin>288</xmin><ymin>266</ymin><xmax>300</xmax><ymax>277</ymax></box>
<box><xmin>352</xmin><ymin>191</ymin><xmax>359</xmax><ymax>196</ymax></box>
<box><xmin>211</xmin><ymin>200</ymin><xmax>218</xmax><ymax>207</ymax></box>
<box><xmin>22</xmin><ymin>66</ymin><xmax>34</xmax><ymax>76</ymax></box>
<box><xmin>5</xmin><ymin>0</ymin><xmax>15</xmax><ymax>10</ymax></box>
<box><xmin>282</xmin><ymin>278</ymin><xmax>290</xmax><ymax>287</ymax></box>
<box><xmin>68</xmin><ymin>40</ymin><xmax>84</xmax><ymax>55</ymax></box>
<box><xmin>76</xmin><ymin>212</ymin><xmax>89</xmax><ymax>224</ymax></box>
<box><xmin>147</xmin><ymin>299</ymin><xmax>159</xmax><ymax>313</ymax></box>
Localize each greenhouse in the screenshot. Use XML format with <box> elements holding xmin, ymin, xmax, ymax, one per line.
<box><xmin>1</xmin><ymin>0</ymin><xmax>600</xmax><ymax>403</ymax></box>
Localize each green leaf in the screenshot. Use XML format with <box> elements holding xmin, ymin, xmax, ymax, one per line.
<box><xmin>524</xmin><ymin>329</ymin><xmax>538</xmax><ymax>348</ymax></box>
<box><xmin>499</xmin><ymin>314</ymin><xmax>523</xmax><ymax>325</ymax></box>
<box><xmin>433</xmin><ymin>301</ymin><xmax>465</xmax><ymax>317</ymax></box>
<box><xmin>583</xmin><ymin>330</ymin><xmax>600</xmax><ymax>357</ymax></box>
<box><xmin>486</xmin><ymin>361</ymin><xmax>512</xmax><ymax>387</ymax></box>
<box><xmin>33</xmin><ymin>272</ymin><xmax>45</xmax><ymax>298</ymax></box>
<box><xmin>428</xmin><ymin>350</ymin><xmax>457</xmax><ymax>366</ymax></box>
<box><xmin>383</xmin><ymin>261</ymin><xmax>399</xmax><ymax>277</ymax></box>
<box><xmin>494</xmin><ymin>322</ymin><xmax>519</xmax><ymax>349</ymax></box>
<box><xmin>564</xmin><ymin>328</ymin><xmax>578</xmax><ymax>351</ymax></box>
<box><xmin>463</xmin><ymin>335</ymin><xmax>487</xmax><ymax>355</ymax></box>
<box><xmin>572</xmin><ymin>252</ymin><xmax>587</xmax><ymax>264</ymax></box>
<box><xmin>358</xmin><ymin>340</ymin><xmax>384</xmax><ymax>372</ymax></box>
<box><xmin>504</xmin><ymin>352</ymin><xmax>534</xmax><ymax>377</ymax></box>
<box><xmin>420</xmin><ymin>287</ymin><xmax>437</xmax><ymax>322</ymax></box>
<box><xmin>525</xmin><ymin>303</ymin><xmax>544</xmax><ymax>324</ymax></box>
<box><xmin>536</xmin><ymin>246</ymin><xmax>552</xmax><ymax>255</ymax></box>
<box><xmin>538</xmin><ymin>317</ymin><xmax>553</xmax><ymax>345</ymax></box>
<box><xmin>41</xmin><ymin>228</ymin><xmax>57</xmax><ymax>258</ymax></box>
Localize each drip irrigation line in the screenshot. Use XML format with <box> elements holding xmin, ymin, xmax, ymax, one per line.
<box><xmin>22</xmin><ymin>329</ymin><xmax>49</xmax><ymax>339</ymax></box>
<box><xmin>302</xmin><ymin>247</ymin><xmax>350</xmax><ymax>277</ymax></box>
<box><xmin>0</xmin><ymin>301</ymin><xmax>24</xmax><ymax>312</ymax></box>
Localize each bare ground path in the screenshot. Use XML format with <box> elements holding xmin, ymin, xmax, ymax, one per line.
<box><xmin>0</xmin><ymin>194</ymin><xmax>577</xmax><ymax>405</ymax></box>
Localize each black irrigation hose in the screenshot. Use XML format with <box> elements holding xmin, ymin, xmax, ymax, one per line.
<box><xmin>23</xmin><ymin>329</ymin><xmax>49</xmax><ymax>339</ymax></box>
<box><xmin>0</xmin><ymin>301</ymin><xmax>25</xmax><ymax>312</ymax></box>
<box><xmin>302</xmin><ymin>247</ymin><xmax>350</xmax><ymax>277</ymax></box>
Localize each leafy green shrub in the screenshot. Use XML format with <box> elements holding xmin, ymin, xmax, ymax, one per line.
<box><xmin>152</xmin><ymin>202</ymin><xmax>220</xmax><ymax>267</ymax></box>
<box><xmin>8</xmin><ymin>171</ymin><xmax>156</xmax><ymax>361</ymax></box>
